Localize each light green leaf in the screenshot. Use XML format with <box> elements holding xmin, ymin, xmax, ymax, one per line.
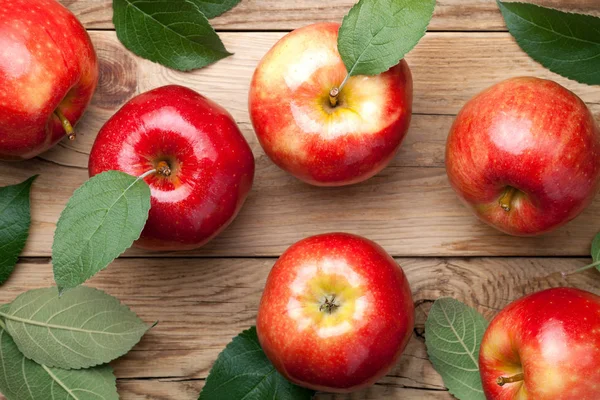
<box><xmin>0</xmin><ymin>176</ymin><xmax>37</xmax><ymax>285</ymax></box>
<box><xmin>113</xmin><ymin>0</ymin><xmax>232</xmax><ymax>71</ymax></box>
<box><xmin>52</xmin><ymin>170</ymin><xmax>151</xmax><ymax>292</ymax></box>
<box><xmin>0</xmin><ymin>325</ymin><xmax>118</xmax><ymax>400</ymax></box>
<box><xmin>190</xmin><ymin>0</ymin><xmax>241</xmax><ymax>19</ymax></box>
<box><xmin>338</xmin><ymin>0</ymin><xmax>435</xmax><ymax>77</ymax></box>
<box><xmin>0</xmin><ymin>286</ymin><xmax>149</xmax><ymax>369</ymax></box>
<box><xmin>425</xmin><ymin>298</ymin><xmax>488</xmax><ymax>400</ymax></box>
<box><xmin>498</xmin><ymin>1</ymin><xmax>600</xmax><ymax>85</ymax></box>
<box><xmin>199</xmin><ymin>327</ymin><xmax>315</xmax><ymax>400</ymax></box>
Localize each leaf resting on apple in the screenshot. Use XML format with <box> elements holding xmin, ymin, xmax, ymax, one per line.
<box><xmin>52</xmin><ymin>170</ymin><xmax>151</xmax><ymax>292</ymax></box>
<box><xmin>338</xmin><ymin>0</ymin><xmax>435</xmax><ymax>77</ymax></box>
<box><xmin>498</xmin><ymin>0</ymin><xmax>600</xmax><ymax>85</ymax></box>
<box><xmin>0</xmin><ymin>176</ymin><xmax>36</xmax><ymax>285</ymax></box>
<box><xmin>199</xmin><ymin>327</ymin><xmax>315</xmax><ymax>400</ymax></box>
<box><xmin>425</xmin><ymin>298</ymin><xmax>488</xmax><ymax>400</ymax></box>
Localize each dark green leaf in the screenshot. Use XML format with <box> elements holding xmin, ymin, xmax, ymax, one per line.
<box><xmin>190</xmin><ymin>0</ymin><xmax>241</xmax><ymax>19</ymax></box>
<box><xmin>0</xmin><ymin>286</ymin><xmax>149</xmax><ymax>369</ymax></box>
<box><xmin>52</xmin><ymin>170</ymin><xmax>151</xmax><ymax>292</ymax></box>
<box><xmin>591</xmin><ymin>232</ymin><xmax>600</xmax><ymax>271</ymax></box>
<box><xmin>0</xmin><ymin>324</ymin><xmax>119</xmax><ymax>400</ymax></box>
<box><xmin>425</xmin><ymin>298</ymin><xmax>488</xmax><ymax>400</ymax></box>
<box><xmin>199</xmin><ymin>327</ymin><xmax>314</xmax><ymax>400</ymax></box>
<box><xmin>113</xmin><ymin>0</ymin><xmax>232</xmax><ymax>71</ymax></box>
<box><xmin>498</xmin><ymin>1</ymin><xmax>600</xmax><ymax>85</ymax></box>
<box><xmin>0</xmin><ymin>176</ymin><xmax>36</xmax><ymax>285</ymax></box>
<box><xmin>338</xmin><ymin>0</ymin><xmax>435</xmax><ymax>76</ymax></box>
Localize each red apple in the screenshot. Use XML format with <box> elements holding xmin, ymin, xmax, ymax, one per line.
<box><xmin>249</xmin><ymin>23</ymin><xmax>412</xmax><ymax>186</ymax></box>
<box><xmin>0</xmin><ymin>0</ymin><xmax>98</xmax><ymax>160</ymax></box>
<box><xmin>446</xmin><ymin>77</ymin><xmax>600</xmax><ymax>236</ymax></box>
<box><xmin>88</xmin><ymin>85</ymin><xmax>255</xmax><ymax>251</ymax></box>
<box><xmin>256</xmin><ymin>233</ymin><xmax>414</xmax><ymax>392</ymax></box>
<box><xmin>479</xmin><ymin>287</ymin><xmax>600</xmax><ymax>400</ymax></box>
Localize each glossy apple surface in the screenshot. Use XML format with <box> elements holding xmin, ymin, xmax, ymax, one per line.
<box><xmin>256</xmin><ymin>233</ymin><xmax>414</xmax><ymax>393</ymax></box>
<box><xmin>0</xmin><ymin>0</ymin><xmax>98</xmax><ymax>160</ymax></box>
<box><xmin>446</xmin><ymin>77</ymin><xmax>600</xmax><ymax>236</ymax></box>
<box><xmin>249</xmin><ymin>22</ymin><xmax>413</xmax><ymax>186</ymax></box>
<box><xmin>89</xmin><ymin>85</ymin><xmax>255</xmax><ymax>251</ymax></box>
<box><xmin>480</xmin><ymin>287</ymin><xmax>600</xmax><ymax>400</ymax></box>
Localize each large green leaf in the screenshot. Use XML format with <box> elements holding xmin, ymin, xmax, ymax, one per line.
<box><xmin>52</xmin><ymin>170</ymin><xmax>151</xmax><ymax>292</ymax></box>
<box><xmin>0</xmin><ymin>325</ymin><xmax>118</xmax><ymax>400</ymax></box>
<box><xmin>0</xmin><ymin>286</ymin><xmax>149</xmax><ymax>369</ymax></box>
<box><xmin>113</xmin><ymin>0</ymin><xmax>232</xmax><ymax>71</ymax></box>
<box><xmin>199</xmin><ymin>327</ymin><xmax>314</xmax><ymax>400</ymax></box>
<box><xmin>338</xmin><ymin>0</ymin><xmax>435</xmax><ymax>77</ymax></box>
<box><xmin>0</xmin><ymin>176</ymin><xmax>36</xmax><ymax>285</ymax></box>
<box><xmin>498</xmin><ymin>1</ymin><xmax>600</xmax><ymax>85</ymax></box>
<box><xmin>190</xmin><ymin>0</ymin><xmax>241</xmax><ymax>19</ymax></box>
<box><xmin>425</xmin><ymin>298</ymin><xmax>488</xmax><ymax>400</ymax></box>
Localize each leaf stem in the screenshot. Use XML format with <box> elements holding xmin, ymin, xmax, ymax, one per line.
<box><xmin>0</xmin><ymin>319</ymin><xmax>5</xmax><ymax>330</ymax></box>
<box><xmin>562</xmin><ymin>259</ymin><xmax>600</xmax><ymax>277</ymax></box>
<box><xmin>138</xmin><ymin>169</ymin><xmax>157</xmax><ymax>181</ymax></box>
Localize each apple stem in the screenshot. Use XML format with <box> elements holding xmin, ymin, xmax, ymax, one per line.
<box><xmin>499</xmin><ymin>187</ymin><xmax>517</xmax><ymax>212</ymax></box>
<box><xmin>329</xmin><ymin>87</ymin><xmax>339</xmax><ymax>107</ymax></box>
<box><xmin>562</xmin><ymin>259</ymin><xmax>600</xmax><ymax>277</ymax></box>
<box><xmin>54</xmin><ymin>109</ymin><xmax>76</xmax><ymax>141</ymax></box>
<box><xmin>156</xmin><ymin>161</ymin><xmax>172</xmax><ymax>177</ymax></box>
<box><xmin>497</xmin><ymin>373</ymin><xmax>524</xmax><ymax>386</ymax></box>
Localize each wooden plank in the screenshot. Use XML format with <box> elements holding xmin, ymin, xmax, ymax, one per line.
<box><xmin>3</xmin><ymin>31</ymin><xmax>600</xmax><ymax>257</ymax></box>
<box><xmin>59</xmin><ymin>0</ymin><xmax>600</xmax><ymax>31</ymax></box>
<box><xmin>0</xmin><ymin>257</ymin><xmax>597</xmax><ymax>399</ymax></box>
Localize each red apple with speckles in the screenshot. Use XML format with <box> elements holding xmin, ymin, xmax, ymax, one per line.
<box><xmin>446</xmin><ymin>77</ymin><xmax>600</xmax><ymax>236</ymax></box>
<box><xmin>480</xmin><ymin>287</ymin><xmax>600</xmax><ymax>400</ymax></box>
<box><xmin>89</xmin><ymin>85</ymin><xmax>254</xmax><ymax>251</ymax></box>
<box><xmin>249</xmin><ymin>23</ymin><xmax>412</xmax><ymax>186</ymax></box>
<box><xmin>256</xmin><ymin>233</ymin><xmax>414</xmax><ymax>393</ymax></box>
<box><xmin>0</xmin><ymin>0</ymin><xmax>98</xmax><ymax>160</ymax></box>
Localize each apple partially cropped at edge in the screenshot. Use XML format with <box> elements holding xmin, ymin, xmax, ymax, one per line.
<box><xmin>89</xmin><ymin>85</ymin><xmax>255</xmax><ymax>251</ymax></box>
<box><xmin>479</xmin><ymin>287</ymin><xmax>600</xmax><ymax>399</ymax></box>
<box><xmin>446</xmin><ymin>77</ymin><xmax>600</xmax><ymax>236</ymax></box>
<box><xmin>249</xmin><ymin>22</ymin><xmax>412</xmax><ymax>186</ymax></box>
<box><xmin>0</xmin><ymin>0</ymin><xmax>98</xmax><ymax>160</ymax></box>
<box><xmin>257</xmin><ymin>233</ymin><xmax>414</xmax><ymax>393</ymax></box>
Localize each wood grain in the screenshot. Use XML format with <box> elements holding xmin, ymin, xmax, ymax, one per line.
<box><xmin>59</xmin><ymin>0</ymin><xmax>600</xmax><ymax>31</ymax></box>
<box><xmin>0</xmin><ymin>257</ymin><xmax>597</xmax><ymax>399</ymax></box>
<box><xmin>3</xmin><ymin>31</ymin><xmax>599</xmax><ymax>258</ymax></box>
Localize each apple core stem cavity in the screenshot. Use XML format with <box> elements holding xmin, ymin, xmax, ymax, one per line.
<box><xmin>497</xmin><ymin>372</ymin><xmax>524</xmax><ymax>386</ymax></box>
<box><xmin>319</xmin><ymin>294</ymin><xmax>340</xmax><ymax>314</ymax></box>
<box><xmin>499</xmin><ymin>186</ymin><xmax>518</xmax><ymax>212</ymax></box>
<box><xmin>54</xmin><ymin>109</ymin><xmax>76</xmax><ymax>141</ymax></box>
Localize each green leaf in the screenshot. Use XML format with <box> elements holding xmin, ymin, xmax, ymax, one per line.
<box><xmin>113</xmin><ymin>0</ymin><xmax>232</xmax><ymax>71</ymax></box>
<box><xmin>337</xmin><ymin>0</ymin><xmax>435</xmax><ymax>77</ymax></box>
<box><xmin>498</xmin><ymin>1</ymin><xmax>600</xmax><ymax>85</ymax></box>
<box><xmin>425</xmin><ymin>298</ymin><xmax>488</xmax><ymax>400</ymax></box>
<box><xmin>0</xmin><ymin>286</ymin><xmax>149</xmax><ymax>369</ymax></box>
<box><xmin>591</xmin><ymin>232</ymin><xmax>600</xmax><ymax>272</ymax></box>
<box><xmin>190</xmin><ymin>0</ymin><xmax>241</xmax><ymax>19</ymax></box>
<box><xmin>0</xmin><ymin>176</ymin><xmax>37</xmax><ymax>285</ymax></box>
<box><xmin>199</xmin><ymin>327</ymin><xmax>315</xmax><ymax>400</ymax></box>
<box><xmin>52</xmin><ymin>170</ymin><xmax>151</xmax><ymax>292</ymax></box>
<box><xmin>0</xmin><ymin>325</ymin><xmax>118</xmax><ymax>400</ymax></box>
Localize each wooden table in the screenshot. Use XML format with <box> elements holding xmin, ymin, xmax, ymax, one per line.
<box><xmin>2</xmin><ymin>1</ymin><xmax>600</xmax><ymax>399</ymax></box>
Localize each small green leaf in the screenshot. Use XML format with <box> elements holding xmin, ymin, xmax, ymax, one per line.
<box><xmin>425</xmin><ymin>298</ymin><xmax>488</xmax><ymax>400</ymax></box>
<box><xmin>591</xmin><ymin>232</ymin><xmax>600</xmax><ymax>272</ymax></box>
<box><xmin>338</xmin><ymin>0</ymin><xmax>435</xmax><ymax>77</ymax></box>
<box><xmin>498</xmin><ymin>1</ymin><xmax>600</xmax><ymax>85</ymax></box>
<box><xmin>199</xmin><ymin>327</ymin><xmax>315</xmax><ymax>400</ymax></box>
<box><xmin>0</xmin><ymin>176</ymin><xmax>37</xmax><ymax>285</ymax></box>
<box><xmin>113</xmin><ymin>0</ymin><xmax>232</xmax><ymax>71</ymax></box>
<box><xmin>0</xmin><ymin>286</ymin><xmax>149</xmax><ymax>369</ymax></box>
<box><xmin>52</xmin><ymin>170</ymin><xmax>151</xmax><ymax>292</ymax></box>
<box><xmin>190</xmin><ymin>0</ymin><xmax>241</xmax><ymax>19</ymax></box>
<box><xmin>0</xmin><ymin>325</ymin><xmax>119</xmax><ymax>400</ymax></box>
